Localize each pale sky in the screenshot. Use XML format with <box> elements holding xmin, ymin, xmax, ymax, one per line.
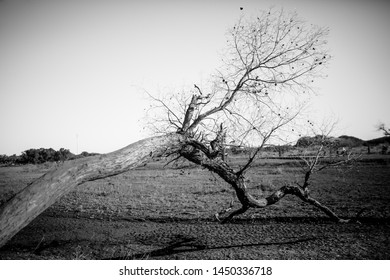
<box><xmin>0</xmin><ymin>0</ymin><xmax>389</xmax><ymax>155</ymax></box>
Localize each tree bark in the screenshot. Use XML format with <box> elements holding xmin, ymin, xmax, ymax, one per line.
<box><xmin>0</xmin><ymin>133</ymin><xmax>185</xmax><ymax>248</ymax></box>
<box><xmin>180</xmin><ymin>144</ymin><xmax>348</xmax><ymax>223</ymax></box>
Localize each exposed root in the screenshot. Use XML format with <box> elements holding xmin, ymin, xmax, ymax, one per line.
<box><xmin>181</xmin><ymin>142</ymin><xmax>353</xmax><ymax>225</ymax></box>
<box><xmin>215</xmin><ymin>198</ymin><xmax>235</xmax><ymax>222</ymax></box>
<box><xmin>221</xmin><ymin>206</ymin><xmax>250</xmax><ymax>224</ymax></box>
<box><xmin>217</xmin><ymin>184</ymin><xmax>351</xmax><ymax>224</ymax></box>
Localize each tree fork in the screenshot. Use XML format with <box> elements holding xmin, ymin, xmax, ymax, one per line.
<box><xmin>181</xmin><ymin>144</ymin><xmax>349</xmax><ymax>223</ymax></box>
<box><xmin>0</xmin><ymin>133</ymin><xmax>186</xmax><ymax>248</ymax></box>
<box><xmin>220</xmin><ymin>183</ymin><xmax>350</xmax><ymax>223</ymax></box>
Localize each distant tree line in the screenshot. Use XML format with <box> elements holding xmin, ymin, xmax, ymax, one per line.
<box><xmin>228</xmin><ymin>134</ymin><xmax>390</xmax><ymax>157</ymax></box>
<box><xmin>296</xmin><ymin>135</ymin><xmax>390</xmax><ymax>155</ymax></box>
<box><xmin>0</xmin><ymin>148</ymin><xmax>99</xmax><ymax>165</ymax></box>
<box><xmin>295</xmin><ymin>135</ymin><xmax>363</xmax><ymax>148</ymax></box>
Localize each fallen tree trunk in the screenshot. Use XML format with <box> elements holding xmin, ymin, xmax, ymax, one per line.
<box><xmin>0</xmin><ymin>133</ymin><xmax>185</xmax><ymax>248</ymax></box>
<box><xmin>0</xmin><ymin>131</ymin><xmax>352</xmax><ymax>249</ymax></box>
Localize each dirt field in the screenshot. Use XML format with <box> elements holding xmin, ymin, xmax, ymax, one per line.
<box><xmin>0</xmin><ymin>155</ymin><xmax>389</xmax><ymax>259</ymax></box>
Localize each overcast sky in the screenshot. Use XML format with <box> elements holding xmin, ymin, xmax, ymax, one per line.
<box><xmin>1</xmin><ymin>0</ymin><xmax>389</xmax><ymax>155</ymax></box>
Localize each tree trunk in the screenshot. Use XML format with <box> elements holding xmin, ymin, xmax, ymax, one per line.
<box><xmin>180</xmin><ymin>145</ymin><xmax>348</xmax><ymax>223</ymax></box>
<box><xmin>0</xmin><ymin>133</ymin><xmax>185</xmax><ymax>248</ymax></box>
<box><xmin>0</xmin><ymin>132</ymin><xmax>350</xmax><ymax>249</ymax></box>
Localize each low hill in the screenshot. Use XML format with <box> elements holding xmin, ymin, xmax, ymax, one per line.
<box><xmin>295</xmin><ymin>134</ymin><xmax>389</xmax><ymax>149</ymax></box>
<box><xmin>338</xmin><ymin>135</ymin><xmax>364</xmax><ymax>146</ymax></box>
<box><xmin>295</xmin><ymin>135</ymin><xmax>363</xmax><ymax>148</ymax></box>
<box><xmin>364</xmin><ymin>136</ymin><xmax>390</xmax><ymax>146</ymax></box>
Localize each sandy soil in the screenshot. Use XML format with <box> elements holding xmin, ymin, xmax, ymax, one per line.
<box><xmin>1</xmin><ymin>213</ymin><xmax>389</xmax><ymax>260</ymax></box>
<box><xmin>0</xmin><ymin>157</ymin><xmax>389</xmax><ymax>259</ymax></box>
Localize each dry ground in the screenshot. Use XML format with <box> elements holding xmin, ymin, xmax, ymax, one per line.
<box><xmin>0</xmin><ymin>155</ymin><xmax>389</xmax><ymax>259</ymax></box>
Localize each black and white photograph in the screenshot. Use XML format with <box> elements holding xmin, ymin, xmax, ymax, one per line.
<box><xmin>0</xmin><ymin>0</ymin><xmax>389</xmax><ymax>277</ymax></box>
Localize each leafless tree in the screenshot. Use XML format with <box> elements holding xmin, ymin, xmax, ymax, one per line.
<box><xmin>0</xmin><ymin>9</ymin><xmax>353</xmax><ymax>248</ymax></box>
<box><xmin>145</xmin><ymin>9</ymin><xmax>345</xmax><ymax>222</ymax></box>
<box><xmin>377</xmin><ymin>123</ymin><xmax>390</xmax><ymax>136</ymax></box>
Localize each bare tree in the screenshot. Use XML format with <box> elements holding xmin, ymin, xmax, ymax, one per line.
<box><xmin>377</xmin><ymin>123</ymin><xmax>390</xmax><ymax>136</ymax></box>
<box><xmin>0</xmin><ymin>9</ymin><xmax>351</xmax><ymax>248</ymax></box>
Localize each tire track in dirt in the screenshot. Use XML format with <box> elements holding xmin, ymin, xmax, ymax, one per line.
<box><xmin>1</xmin><ymin>213</ymin><xmax>389</xmax><ymax>259</ymax></box>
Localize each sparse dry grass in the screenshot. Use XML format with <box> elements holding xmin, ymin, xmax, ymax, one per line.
<box><xmin>1</xmin><ymin>154</ymin><xmax>389</xmax><ymax>259</ymax></box>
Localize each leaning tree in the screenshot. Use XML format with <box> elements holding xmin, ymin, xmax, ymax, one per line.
<box><xmin>0</xmin><ymin>9</ymin><xmax>354</xmax><ymax>248</ymax></box>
